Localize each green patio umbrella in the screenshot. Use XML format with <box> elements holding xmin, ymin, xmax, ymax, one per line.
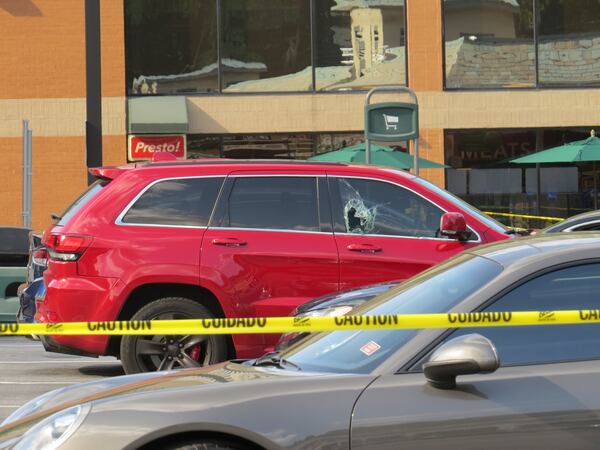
<box><xmin>309</xmin><ymin>143</ymin><xmax>448</xmax><ymax>169</ymax></box>
<box><xmin>511</xmin><ymin>131</ymin><xmax>600</xmax><ymax>164</ymax></box>
<box><xmin>510</xmin><ymin>130</ymin><xmax>600</xmax><ymax>208</ymax></box>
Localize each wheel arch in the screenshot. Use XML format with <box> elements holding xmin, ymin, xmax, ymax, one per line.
<box><xmin>133</xmin><ymin>430</ymin><xmax>267</xmax><ymax>450</ymax></box>
<box><xmin>107</xmin><ymin>283</ymin><xmax>235</xmax><ymax>359</ymax></box>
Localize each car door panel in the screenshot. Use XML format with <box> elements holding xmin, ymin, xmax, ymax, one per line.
<box><xmin>201</xmin><ymin>173</ymin><xmax>339</xmax><ymax>357</ymax></box>
<box><xmin>352</xmin><ymin>362</ymin><xmax>600</xmax><ymax>450</ymax></box>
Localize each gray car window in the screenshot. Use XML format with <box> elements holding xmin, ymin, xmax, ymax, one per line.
<box><xmin>336</xmin><ymin>178</ymin><xmax>444</xmax><ymax>238</ymax></box>
<box><xmin>122</xmin><ymin>177</ymin><xmax>224</xmax><ymax>226</ymax></box>
<box><xmin>442</xmin><ymin>263</ymin><xmax>600</xmax><ymax>366</ymax></box>
<box><xmin>223</xmin><ymin>177</ymin><xmax>320</xmax><ymax>232</ymax></box>
<box><xmin>281</xmin><ymin>254</ymin><xmax>503</xmax><ymax>374</ymax></box>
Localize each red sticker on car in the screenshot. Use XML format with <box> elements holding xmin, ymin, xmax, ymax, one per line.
<box><xmin>360</xmin><ymin>340</ymin><xmax>381</xmax><ymax>356</ymax></box>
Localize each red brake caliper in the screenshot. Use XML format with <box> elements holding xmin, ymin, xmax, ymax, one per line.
<box><xmin>189</xmin><ymin>344</ymin><xmax>202</xmax><ymax>361</ymax></box>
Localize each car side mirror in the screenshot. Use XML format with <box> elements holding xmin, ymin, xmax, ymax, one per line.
<box><xmin>423</xmin><ymin>334</ymin><xmax>499</xmax><ymax>390</ymax></box>
<box><xmin>440</xmin><ymin>212</ymin><xmax>472</xmax><ymax>241</ymax></box>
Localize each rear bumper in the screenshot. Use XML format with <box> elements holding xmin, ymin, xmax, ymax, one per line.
<box><xmin>40</xmin><ymin>335</ymin><xmax>98</xmax><ymax>358</ymax></box>
<box><xmin>36</xmin><ymin>263</ymin><xmax>126</xmax><ymax>356</ymax></box>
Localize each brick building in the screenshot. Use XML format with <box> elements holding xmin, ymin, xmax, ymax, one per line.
<box><xmin>2</xmin><ymin>0</ymin><xmax>600</xmax><ymax>230</ymax></box>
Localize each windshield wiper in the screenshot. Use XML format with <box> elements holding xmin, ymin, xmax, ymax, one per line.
<box><xmin>252</xmin><ymin>352</ymin><xmax>302</xmax><ymax>371</ymax></box>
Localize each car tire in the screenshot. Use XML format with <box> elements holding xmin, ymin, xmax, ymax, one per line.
<box><xmin>162</xmin><ymin>441</ymin><xmax>250</xmax><ymax>450</ymax></box>
<box><xmin>120</xmin><ymin>297</ymin><xmax>228</xmax><ymax>375</ymax></box>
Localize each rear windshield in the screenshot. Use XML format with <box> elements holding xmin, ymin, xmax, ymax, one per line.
<box><xmin>57</xmin><ymin>180</ymin><xmax>107</xmax><ymax>226</ymax></box>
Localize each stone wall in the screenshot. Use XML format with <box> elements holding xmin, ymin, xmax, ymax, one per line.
<box><xmin>446</xmin><ymin>34</ymin><xmax>600</xmax><ymax>88</ymax></box>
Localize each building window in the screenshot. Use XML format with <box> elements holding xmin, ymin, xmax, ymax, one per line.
<box><xmin>538</xmin><ymin>0</ymin><xmax>600</xmax><ymax>86</ymax></box>
<box><xmin>125</xmin><ymin>0</ymin><xmax>218</xmax><ymax>95</ymax></box>
<box><xmin>221</xmin><ymin>0</ymin><xmax>312</xmax><ymax>92</ymax></box>
<box><xmin>445</xmin><ymin>128</ymin><xmax>598</xmax><ymax>228</ymax></box>
<box><xmin>443</xmin><ymin>0</ymin><xmax>600</xmax><ymax>89</ymax></box>
<box><xmin>315</xmin><ymin>0</ymin><xmax>406</xmax><ymax>90</ymax></box>
<box><xmin>125</xmin><ymin>0</ymin><xmax>406</xmax><ymax>95</ymax></box>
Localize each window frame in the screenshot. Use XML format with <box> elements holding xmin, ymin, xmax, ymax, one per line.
<box><xmin>115</xmin><ymin>175</ymin><xmax>226</xmax><ymax>229</ymax></box>
<box><xmin>328</xmin><ymin>174</ymin><xmax>481</xmax><ymax>242</ymax></box>
<box><xmin>405</xmin><ymin>259</ymin><xmax>600</xmax><ymax>373</ymax></box>
<box><xmin>209</xmin><ymin>174</ymin><xmax>333</xmax><ymax>234</ymax></box>
<box><xmin>125</xmin><ymin>0</ymin><xmax>409</xmax><ymax>97</ymax></box>
<box><xmin>441</xmin><ymin>0</ymin><xmax>600</xmax><ymax>91</ymax></box>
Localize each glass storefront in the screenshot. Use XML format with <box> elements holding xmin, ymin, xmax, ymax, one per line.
<box><xmin>125</xmin><ymin>0</ymin><xmax>406</xmax><ymax>95</ymax></box>
<box><xmin>445</xmin><ymin>128</ymin><xmax>599</xmax><ymax>228</ymax></box>
<box><xmin>187</xmin><ymin>133</ymin><xmax>364</xmax><ymax>160</ymax></box>
<box><xmin>444</xmin><ymin>0</ymin><xmax>600</xmax><ymax>89</ymax></box>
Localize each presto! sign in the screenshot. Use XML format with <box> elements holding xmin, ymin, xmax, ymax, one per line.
<box><xmin>128</xmin><ymin>135</ymin><xmax>187</xmax><ymax>161</ymax></box>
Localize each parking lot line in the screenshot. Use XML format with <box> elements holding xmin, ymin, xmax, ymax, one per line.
<box><xmin>0</xmin><ymin>381</ymin><xmax>79</xmax><ymax>385</ymax></box>
<box><xmin>0</xmin><ymin>360</ymin><xmax>117</xmax><ymax>364</ymax></box>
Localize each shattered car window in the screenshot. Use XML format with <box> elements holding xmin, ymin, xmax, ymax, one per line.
<box><xmin>337</xmin><ymin>178</ymin><xmax>444</xmax><ymax>238</ymax></box>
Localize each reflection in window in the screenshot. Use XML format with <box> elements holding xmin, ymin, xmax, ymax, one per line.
<box><xmin>538</xmin><ymin>0</ymin><xmax>600</xmax><ymax>86</ymax></box>
<box><xmin>445</xmin><ymin>128</ymin><xmax>598</xmax><ymax>229</ymax></box>
<box><xmin>444</xmin><ymin>0</ymin><xmax>534</xmax><ymax>88</ymax></box>
<box><xmin>221</xmin><ymin>0</ymin><xmax>312</xmax><ymax>92</ymax></box>
<box><xmin>222</xmin><ymin>135</ymin><xmax>315</xmax><ymax>159</ymax></box>
<box><xmin>225</xmin><ymin>177</ymin><xmax>320</xmax><ymax>231</ymax></box>
<box><xmin>125</xmin><ymin>0</ymin><xmax>218</xmax><ymax>95</ymax></box>
<box><xmin>315</xmin><ymin>0</ymin><xmax>406</xmax><ymax>90</ymax></box>
<box><xmin>122</xmin><ymin>178</ymin><xmax>224</xmax><ymax>226</ymax></box>
<box><xmin>187</xmin><ymin>135</ymin><xmax>222</xmax><ymax>159</ymax></box>
<box><xmin>316</xmin><ymin>133</ymin><xmax>364</xmax><ymax>154</ymax></box>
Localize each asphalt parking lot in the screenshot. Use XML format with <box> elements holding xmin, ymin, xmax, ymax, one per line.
<box><xmin>0</xmin><ymin>336</ymin><xmax>122</xmax><ymax>421</ymax></box>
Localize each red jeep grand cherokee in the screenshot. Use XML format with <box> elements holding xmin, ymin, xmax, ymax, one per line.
<box><xmin>37</xmin><ymin>159</ymin><xmax>510</xmax><ymax>373</ymax></box>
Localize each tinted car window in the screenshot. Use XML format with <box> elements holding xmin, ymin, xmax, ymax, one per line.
<box><xmin>282</xmin><ymin>254</ymin><xmax>503</xmax><ymax>374</ymax></box>
<box><xmin>444</xmin><ymin>263</ymin><xmax>600</xmax><ymax>366</ymax></box>
<box><xmin>335</xmin><ymin>178</ymin><xmax>444</xmax><ymax>238</ymax></box>
<box><xmin>224</xmin><ymin>177</ymin><xmax>320</xmax><ymax>232</ymax></box>
<box><xmin>122</xmin><ymin>177</ymin><xmax>224</xmax><ymax>226</ymax></box>
<box><xmin>572</xmin><ymin>222</ymin><xmax>600</xmax><ymax>232</ymax></box>
<box><xmin>58</xmin><ymin>180</ymin><xmax>107</xmax><ymax>226</ymax></box>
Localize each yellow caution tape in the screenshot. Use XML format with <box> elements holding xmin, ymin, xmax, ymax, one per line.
<box><xmin>5</xmin><ymin>310</ymin><xmax>600</xmax><ymax>336</ymax></box>
<box><xmin>484</xmin><ymin>211</ymin><xmax>563</xmax><ymax>222</ymax></box>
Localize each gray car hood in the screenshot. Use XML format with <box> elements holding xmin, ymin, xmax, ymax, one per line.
<box><xmin>0</xmin><ymin>360</ymin><xmax>310</xmax><ymax>439</ymax></box>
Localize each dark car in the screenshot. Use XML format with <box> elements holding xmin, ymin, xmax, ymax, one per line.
<box><xmin>37</xmin><ymin>159</ymin><xmax>511</xmax><ymax>374</ymax></box>
<box><xmin>275</xmin><ymin>281</ymin><xmax>399</xmax><ymax>351</ymax></box>
<box><xmin>542</xmin><ymin>209</ymin><xmax>600</xmax><ymax>233</ymax></box>
<box><xmin>0</xmin><ymin>227</ymin><xmax>29</xmax><ymax>322</ymax></box>
<box><xmin>17</xmin><ymin>233</ymin><xmax>47</xmax><ymax>325</ymax></box>
<box><xmin>5</xmin><ymin>234</ymin><xmax>600</xmax><ymax>450</ymax></box>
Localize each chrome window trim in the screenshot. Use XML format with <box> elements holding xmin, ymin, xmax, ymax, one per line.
<box><xmin>328</xmin><ymin>174</ymin><xmax>482</xmax><ymax>243</ymax></box>
<box><xmin>115</xmin><ymin>175</ymin><xmax>225</xmax><ymax>229</ymax></box>
<box><xmin>564</xmin><ymin>220</ymin><xmax>600</xmax><ymax>232</ymax></box>
<box><xmin>228</xmin><ymin>173</ymin><xmax>326</xmax><ymax>178</ymax></box>
<box><xmin>208</xmin><ymin>226</ymin><xmax>332</xmax><ymax>235</ymax></box>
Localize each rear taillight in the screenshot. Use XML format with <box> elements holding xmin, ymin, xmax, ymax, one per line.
<box><xmin>31</xmin><ymin>248</ymin><xmax>48</xmax><ymax>267</ymax></box>
<box><xmin>43</xmin><ymin>234</ymin><xmax>92</xmax><ymax>262</ymax></box>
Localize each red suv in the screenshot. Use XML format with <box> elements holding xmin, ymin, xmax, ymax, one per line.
<box><xmin>37</xmin><ymin>160</ymin><xmax>511</xmax><ymax>373</ymax></box>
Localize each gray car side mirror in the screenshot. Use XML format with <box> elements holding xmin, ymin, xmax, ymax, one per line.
<box><xmin>423</xmin><ymin>333</ymin><xmax>500</xmax><ymax>389</ymax></box>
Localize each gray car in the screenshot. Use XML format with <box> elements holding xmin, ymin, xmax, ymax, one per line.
<box><xmin>3</xmin><ymin>233</ymin><xmax>600</xmax><ymax>450</ymax></box>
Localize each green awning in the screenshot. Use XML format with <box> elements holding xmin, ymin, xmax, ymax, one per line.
<box><xmin>128</xmin><ymin>96</ymin><xmax>189</xmax><ymax>134</ymax></box>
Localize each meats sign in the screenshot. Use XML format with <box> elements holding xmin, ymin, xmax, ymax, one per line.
<box><xmin>128</xmin><ymin>135</ymin><xmax>187</xmax><ymax>161</ymax></box>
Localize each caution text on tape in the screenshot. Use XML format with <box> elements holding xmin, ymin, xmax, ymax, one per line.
<box><xmin>4</xmin><ymin>310</ymin><xmax>600</xmax><ymax>335</ymax></box>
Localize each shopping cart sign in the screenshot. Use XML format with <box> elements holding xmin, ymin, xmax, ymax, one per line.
<box><xmin>365</xmin><ymin>102</ymin><xmax>418</xmax><ymax>142</ymax></box>
<box><xmin>128</xmin><ymin>135</ymin><xmax>187</xmax><ymax>161</ymax></box>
